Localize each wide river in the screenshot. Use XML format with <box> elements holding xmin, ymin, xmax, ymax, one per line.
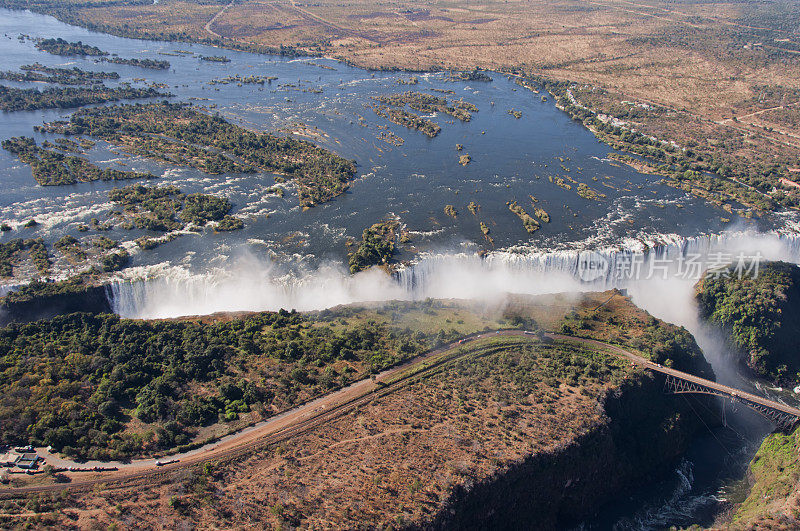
<box><xmin>1</xmin><ymin>7</ymin><xmax>800</xmax><ymax>529</ymax></box>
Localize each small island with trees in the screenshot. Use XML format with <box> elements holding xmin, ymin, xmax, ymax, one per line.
<box><xmin>0</xmin><ymin>63</ymin><xmax>119</xmax><ymax>85</ymax></box>
<box><xmin>0</xmin><ymin>84</ymin><xmax>167</xmax><ymax>112</ymax></box>
<box><xmin>2</xmin><ymin>136</ymin><xmax>156</xmax><ymax>186</ymax></box>
<box><xmin>35</xmin><ymin>37</ymin><xmax>108</xmax><ymax>56</ymax></box>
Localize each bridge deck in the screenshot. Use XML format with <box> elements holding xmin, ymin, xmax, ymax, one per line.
<box><xmin>545</xmin><ymin>333</ymin><xmax>800</xmax><ymax>419</ymax></box>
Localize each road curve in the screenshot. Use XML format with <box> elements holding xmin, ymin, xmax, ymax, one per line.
<box><xmin>2</xmin><ymin>330</ymin><xmax>796</xmax><ymax>495</ymax></box>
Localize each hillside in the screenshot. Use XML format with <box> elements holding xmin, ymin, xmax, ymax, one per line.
<box><xmin>696</xmin><ymin>261</ymin><xmax>800</xmax><ymax>383</ymax></box>
<box><xmin>730</xmin><ymin>424</ymin><xmax>800</xmax><ymax>529</ymax></box>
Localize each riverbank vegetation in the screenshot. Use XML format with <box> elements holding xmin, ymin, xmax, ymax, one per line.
<box><xmin>37</xmin><ymin>103</ymin><xmax>357</xmax><ymax>207</ymax></box>
<box><xmin>449</xmin><ymin>69</ymin><xmax>492</xmax><ymax>82</ymax></box>
<box><xmin>0</xmin><ymin>84</ymin><xmax>165</xmax><ymax>112</ymax></box>
<box><xmin>200</xmin><ymin>55</ymin><xmax>230</xmax><ymax>63</ymax></box>
<box><xmin>696</xmin><ymin>261</ymin><xmax>800</xmax><ymax>384</ymax></box>
<box><xmin>522</xmin><ymin>74</ymin><xmax>798</xmax><ymax>215</ymax></box>
<box><xmin>2</xmin><ymin>136</ymin><xmax>156</xmax><ymax>186</ymax></box>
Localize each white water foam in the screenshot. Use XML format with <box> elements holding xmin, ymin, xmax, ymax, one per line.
<box><xmin>107</xmin><ymin>230</ymin><xmax>800</xmax><ymax>320</ymax></box>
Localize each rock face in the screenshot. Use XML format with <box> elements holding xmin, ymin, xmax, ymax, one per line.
<box><xmin>696</xmin><ymin>260</ymin><xmax>800</xmax><ymax>383</ymax></box>
<box><xmin>433</xmin><ymin>374</ymin><xmax>708</xmax><ymax>529</ymax></box>
<box><xmin>730</xmin><ymin>424</ymin><xmax>800</xmax><ymax>530</ymax></box>
<box><xmin>0</xmin><ymin>282</ymin><xmax>111</xmax><ymax>325</ymax></box>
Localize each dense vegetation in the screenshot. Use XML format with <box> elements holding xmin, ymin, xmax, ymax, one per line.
<box><xmin>374</xmin><ymin>105</ymin><xmax>441</xmax><ymax>137</ymax></box>
<box><xmin>0</xmin><ymin>309</ymin><xmax>433</xmax><ymax>460</ymax></box>
<box><xmin>110</xmin><ymin>183</ymin><xmax>242</xmax><ymax>234</ymax></box>
<box><xmin>200</xmin><ymin>55</ymin><xmax>230</xmax><ymax>62</ymax></box>
<box><xmin>348</xmin><ymin>219</ymin><xmax>400</xmax><ymax>273</ymax></box>
<box><xmin>449</xmin><ymin>69</ymin><xmax>493</xmax><ymax>82</ymax></box>
<box><xmin>109</xmin><ymin>184</ymin><xmax>239</xmax><ymax>232</ymax></box>
<box><xmin>215</xmin><ymin>215</ymin><xmax>244</xmax><ymax>231</ymax></box>
<box><xmin>0</xmin><ymin>63</ymin><xmax>119</xmax><ymax>85</ymax></box>
<box><xmin>1</xmin><ymin>273</ymin><xmax>96</xmax><ymax>306</ymax></box>
<box><xmin>732</xmin><ymin>424</ymin><xmax>800</xmax><ymax>529</ymax></box>
<box><xmin>37</xmin><ymin>103</ymin><xmax>357</xmax><ymax>207</ymax></box>
<box><xmin>35</xmin><ymin>37</ymin><xmax>108</xmax><ymax>56</ymax></box>
<box><xmin>2</xmin><ymin>136</ymin><xmax>156</xmax><ymax>186</ymax></box>
<box><xmin>0</xmin><ymin>238</ymin><xmax>49</xmax><ymax>277</ymax></box>
<box><xmin>99</xmin><ymin>57</ymin><xmax>170</xmax><ymax>69</ymax></box>
<box><xmin>374</xmin><ymin>91</ymin><xmax>477</xmax><ymax>122</ymax></box>
<box><xmin>696</xmin><ymin>261</ymin><xmax>800</xmax><ymax>383</ymax></box>
<box><xmin>208</xmin><ymin>74</ymin><xmax>277</xmax><ymax>86</ymax></box>
<box><xmin>507</xmin><ymin>200</ymin><xmax>539</xmax><ymax>234</ymax></box>
<box><xmin>0</xmin><ymin>84</ymin><xmax>165</xmax><ymax>112</ymax></box>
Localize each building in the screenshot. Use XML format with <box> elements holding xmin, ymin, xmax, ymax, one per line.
<box><xmin>0</xmin><ymin>452</ymin><xmax>20</xmax><ymax>467</ymax></box>
<box><xmin>16</xmin><ymin>453</ymin><xmax>39</xmax><ymax>470</ymax></box>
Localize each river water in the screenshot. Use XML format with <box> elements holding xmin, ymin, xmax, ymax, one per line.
<box><xmin>1</xmin><ymin>7</ymin><xmax>799</xmax><ymax>529</ymax></box>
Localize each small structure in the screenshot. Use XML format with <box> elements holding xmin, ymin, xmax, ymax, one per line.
<box><xmin>16</xmin><ymin>453</ymin><xmax>39</xmax><ymax>470</ymax></box>
<box><xmin>0</xmin><ymin>452</ymin><xmax>20</xmax><ymax>467</ymax></box>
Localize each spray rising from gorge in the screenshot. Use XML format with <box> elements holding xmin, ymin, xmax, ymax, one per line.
<box><xmin>108</xmin><ymin>230</ymin><xmax>800</xmax><ymax>323</ymax></box>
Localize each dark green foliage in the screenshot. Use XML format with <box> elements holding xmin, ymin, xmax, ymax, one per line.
<box><xmin>109</xmin><ymin>184</ymin><xmax>236</xmax><ymax>232</ymax></box>
<box><xmin>180</xmin><ymin>194</ymin><xmax>232</xmax><ymax>225</ymax></box>
<box><xmin>215</xmin><ymin>215</ymin><xmax>244</xmax><ymax>231</ymax></box>
<box><xmin>100</xmin><ymin>250</ymin><xmax>130</xmax><ymax>272</ymax></box>
<box><xmin>449</xmin><ymin>69</ymin><xmax>493</xmax><ymax>82</ymax></box>
<box><xmin>2</xmin><ymin>137</ymin><xmax>156</xmax><ymax>186</ymax></box>
<box><xmin>2</xmin><ymin>273</ymin><xmax>94</xmax><ymax>305</ymax></box>
<box><xmin>0</xmin><ymin>84</ymin><xmax>167</xmax><ymax>112</ymax></box>
<box><xmin>37</xmin><ymin>103</ymin><xmax>357</xmax><ymax>207</ymax></box>
<box><xmin>100</xmin><ymin>57</ymin><xmax>170</xmax><ymax>69</ymax></box>
<box><xmin>0</xmin><ymin>63</ymin><xmax>119</xmax><ymax>85</ymax></box>
<box><xmin>375</xmin><ymin>91</ymin><xmax>477</xmax><ymax>121</ymax></box>
<box><xmin>35</xmin><ymin>37</ymin><xmax>108</xmax><ymax>56</ymax></box>
<box><xmin>348</xmin><ymin>219</ymin><xmax>399</xmax><ymax>273</ymax></box>
<box><xmin>0</xmin><ymin>310</ymin><xmax>430</xmax><ymax>459</ymax></box>
<box><xmin>697</xmin><ymin>261</ymin><xmax>800</xmax><ymax>382</ymax></box>
<box><xmin>200</xmin><ymin>55</ymin><xmax>231</xmax><ymax>62</ymax></box>
<box><xmin>0</xmin><ymin>238</ymin><xmax>49</xmax><ymax>277</ymax></box>
<box><xmin>54</xmin><ymin>235</ymin><xmax>86</xmax><ymax>261</ymax></box>
<box><xmin>373</xmin><ymin>105</ymin><xmax>441</xmax><ymax>137</ymax></box>
<box><xmin>92</xmin><ymin>236</ymin><xmax>118</xmax><ymax>250</ymax></box>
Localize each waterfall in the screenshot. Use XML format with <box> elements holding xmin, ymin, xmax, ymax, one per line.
<box><xmin>107</xmin><ymin>230</ymin><xmax>800</xmax><ymax>319</ymax></box>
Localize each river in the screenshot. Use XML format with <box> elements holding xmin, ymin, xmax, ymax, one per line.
<box><xmin>1</xmin><ymin>7</ymin><xmax>799</xmax><ymax>529</ymax></box>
